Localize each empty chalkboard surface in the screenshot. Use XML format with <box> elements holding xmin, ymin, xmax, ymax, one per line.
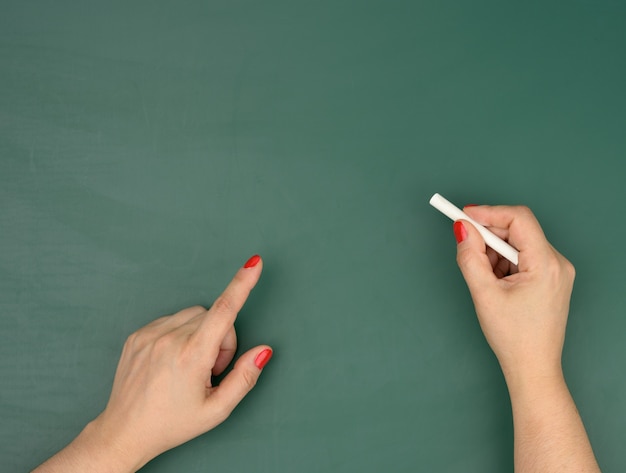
<box><xmin>1</xmin><ymin>1</ymin><xmax>625</xmax><ymax>471</ymax></box>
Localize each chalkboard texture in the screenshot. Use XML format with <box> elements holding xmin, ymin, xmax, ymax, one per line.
<box><xmin>1</xmin><ymin>1</ymin><xmax>625</xmax><ymax>471</ymax></box>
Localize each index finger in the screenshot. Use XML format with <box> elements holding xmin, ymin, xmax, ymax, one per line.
<box><xmin>191</xmin><ymin>255</ymin><xmax>263</xmax><ymax>356</ymax></box>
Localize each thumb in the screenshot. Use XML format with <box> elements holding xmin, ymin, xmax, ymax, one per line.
<box><xmin>454</xmin><ymin>220</ymin><xmax>497</xmax><ymax>295</ymax></box>
<box><xmin>204</xmin><ymin>345</ymin><xmax>273</xmax><ymax>423</ymax></box>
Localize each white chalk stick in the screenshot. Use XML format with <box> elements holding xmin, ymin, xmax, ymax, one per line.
<box><xmin>429</xmin><ymin>193</ymin><xmax>519</xmax><ymax>266</ymax></box>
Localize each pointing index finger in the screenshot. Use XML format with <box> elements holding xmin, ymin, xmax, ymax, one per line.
<box><xmin>191</xmin><ymin>255</ymin><xmax>263</xmax><ymax>357</ymax></box>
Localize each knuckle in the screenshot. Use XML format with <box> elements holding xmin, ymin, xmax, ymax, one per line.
<box><xmin>187</xmin><ymin>305</ymin><xmax>206</xmax><ymax>313</ymax></box>
<box><xmin>124</xmin><ymin>332</ymin><xmax>138</xmax><ymax>348</ymax></box>
<box><xmin>545</xmin><ymin>256</ymin><xmax>561</xmax><ymax>276</ymax></box>
<box><xmin>544</xmin><ymin>254</ymin><xmax>574</xmax><ymax>285</ymax></box>
<box><xmin>143</xmin><ymin>316</ymin><xmax>169</xmax><ymax>330</ymax></box>
<box><xmin>456</xmin><ymin>247</ymin><xmax>473</xmax><ymax>268</ymax></box>
<box><xmin>212</xmin><ymin>296</ymin><xmax>233</xmax><ymax>315</ymax></box>
<box><xmin>515</xmin><ymin>205</ymin><xmax>534</xmax><ymax>218</ymax></box>
<box><xmin>240</xmin><ymin>369</ymin><xmax>258</xmax><ymax>391</ymax></box>
<box><xmin>152</xmin><ymin>331</ymin><xmax>177</xmax><ymax>354</ymax></box>
<box><xmin>125</xmin><ymin>330</ymin><xmax>147</xmax><ymax>350</ymax></box>
<box><xmin>564</xmin><ymin>260</ymin><xmax>576</xmax><ymax>280</ymax></box>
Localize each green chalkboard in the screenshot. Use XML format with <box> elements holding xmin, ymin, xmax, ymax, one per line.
<box><xmin>1</xmin><ymin>1</ymin><xmax>625</xmax><ymax>471</ymax></box>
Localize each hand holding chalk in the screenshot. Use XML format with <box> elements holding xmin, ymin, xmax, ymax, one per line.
<box><xmin>449</xmin><ymin>202</ymin><xmax>576</xmax><ymax>384</ymax></box>
<box><xmin>447</xmin><ymin>203</ymin><xmax>599</xmax><ymax>473</ymax></box>
<box><xmin>429</xmin><ymin>193</ymin><xmax>519</xmax><ymax>265</ymax></box>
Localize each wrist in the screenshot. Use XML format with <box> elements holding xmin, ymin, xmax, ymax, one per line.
<box><xmin>501</xmin><ymin>362</ymin><xmax>566</xmax><ymax>402</ymax></box>
<box><xmin>31</xmin><ymin>417</ymin><xmax>143</xmax><ymax>473</ymax></box>
<box><xmin>76</xmin><ymin>417</ymin><xmax>144</xmax><ymax>473</ymax></box>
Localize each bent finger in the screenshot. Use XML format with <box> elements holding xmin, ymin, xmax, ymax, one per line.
<box><xmin>464</xmin><ymin>205</ymin><xmax>547</xmax><ymax>250</ymax></box>
<box><xmin>212</xmin><ymin>326</ymin><xmax>237</xmax><ymax>376</ymax></box>
<box><xmin>203</xmin><ymin>345</ymin><xmax>273</xmax><ymax>427</ymax></box>
<box><xmin>464</xmin><ymin>205</ymin><xmax>550</xmax><ymax>270</ymax></box>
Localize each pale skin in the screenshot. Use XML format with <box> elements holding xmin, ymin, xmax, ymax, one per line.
<box><xmin>33</xmin><ymin>207</ymin><xmax>600</xmax><ymax>472</ymax></box>
<box><xmin>455</xmin><ymin>205</ymin><xmax>601</xmax><ymax>473</ymax></box>
<box><xmin>33</xmin><ymin>255</ymin><xmax>272</xmax><ymax>473</ymax></box>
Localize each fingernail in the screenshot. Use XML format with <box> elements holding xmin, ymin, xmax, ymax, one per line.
<box><xmin>464</xmin><ymin>204</ymin><xmax>478</xmax><ymax>208</ymax></box>
<box><xmin>254</xmin><ymin>348</ymin><xmax>273</xmax><ymax>369</ymax></box>
<box><xmin>453</xmin><ymin>221</ymin><xmax>467</xmax><ymax>243</ymax></box>
<box><xmin>243</xmin><ymin>255</ymin><xmax>261</xmax><ymax>268</ymax></box>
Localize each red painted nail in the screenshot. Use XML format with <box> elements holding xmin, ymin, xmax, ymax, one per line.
<box><xmin>464</xmin><ymin>204</ymin><xmax>478</xmax><ymax>208</ymax></box>
<box><xmin>254</xmin><ymin>348</ymin><xmax>273</xmax><ymax>369</ymax></box>
<box><xmin>243</xmin><ymin>255</ymin><xmax>261</xmax><ymax>268</ymax></box>
<box><xmin>453</xmin><ymin>221</ymin><xmax>467</xmax><ymax>243</ymax></box>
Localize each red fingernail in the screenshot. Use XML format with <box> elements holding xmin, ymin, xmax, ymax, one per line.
<box><xmin>464</xmin><ymin>204</ymin><xmax>478</xmax><ymax>208</ymax></box>
<box><xmin>243</xmin><ymin>255</ymin><xmax>261</xmax><ymax>268</ymax></box>
<box><xmin>254</xmin><ymin>348</ymin><xmax>273</xmax><ymax>369</ymax></box>
<box><xmin>453</xmin><ymin>221</ymin><xmax>467</xmax><ymax>243</ymax></box>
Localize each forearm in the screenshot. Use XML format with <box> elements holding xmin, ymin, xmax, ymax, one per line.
<box><xmin>506</xmin><ymin>372</ymin><xmax>600</xmax><ymax>473</ymax></box>
<box><xmin>32</xmin><ymin>419</ymin><xmax>141</xmax><ymax>473</ymax></box>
